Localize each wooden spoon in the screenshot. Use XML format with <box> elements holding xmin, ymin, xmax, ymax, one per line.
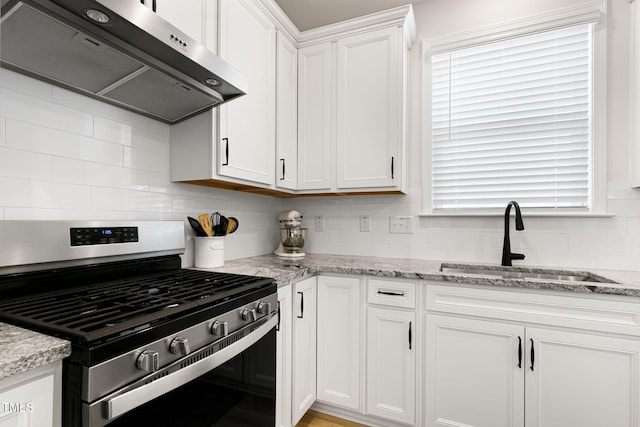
<box><xmin>198</xmin><ymin>213</ymin><xmax>213</xmax><ymax>237</ymax></box>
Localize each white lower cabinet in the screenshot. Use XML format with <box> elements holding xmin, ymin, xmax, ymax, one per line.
<box><xmin>292</xmin><ymin>276</ymin><xmax>317</xmax><ymax>425</ymax></box>
<box><xmin>366</xmin><ymin>278</ymin><xmax>417</xmax><ymax>425</ymax></box>
<box><xmin>426</xmin><ymin>304</ymin><xmax>640</xmax><ymax>427</ymax></box>
<box><xmin>366</xmin><ymin>307</ymin><xmax>416</xmax><ymax>425</ymax></box>
<box><xmin>425</xmin><ymin>314</ymin><xmax>524</xmax><ymax>427</ymax></box>
<box><xmin>316</xmin><ymin>275</ymin><xmax>361</xmax><ymax>410</ymax></box>
<box><xmin>276</xmin><ymin>283</ymin><xmax>293</xmax><ymax>427</ymax></box>
<box><xmin>526</xmin><ymin>327</ymin><xmax>640</xmax><ymax>427</ymax></box>
<box><xmin>0</xmin><ymin>362</ymin><xmax>62</xmax><ymax>427</ymax></box>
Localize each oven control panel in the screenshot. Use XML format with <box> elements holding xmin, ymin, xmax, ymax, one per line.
<box><xmin>70</xmin><ymin>226</ymin><xmax>139</xmax><ymax>246</ymax></box>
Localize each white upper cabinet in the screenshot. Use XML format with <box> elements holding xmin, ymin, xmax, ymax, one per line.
<box><xmin>631</xmin><ymin>1</ymin><xmax>640</xmax><ymax>187</ymax></box>
<box><xmin>297</xmin><ymin>7</ymin><xmax>415</xmax><ymax>194</ymax></box>
<box><xmin>297</xmin><ymin>42</ymin><xmax>333</xmax><ymax>191</ymax></box>
<box><xmin>218</xmin><ymin>0</ymin><xmax>276</xmax><ymax>185</ymax></box>
<box><xmin>336</xmin><ymin>27</ymin><xmax>402</xmax><ymax>190</ymax></box>
<box><xmin>276</xmin><ymin>33</ymin><xmax>299</xmax><ymax>191</ymax></box>
<box><xmin>169</xmin><ymin>1</ymin><xmax>415</xmax><ymax>197</ymax></box>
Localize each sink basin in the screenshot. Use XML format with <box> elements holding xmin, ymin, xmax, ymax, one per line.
<box><xmin>440</xmin><ymin>264</ymin><xmax>617</xmax><ymax>284</ymax></box>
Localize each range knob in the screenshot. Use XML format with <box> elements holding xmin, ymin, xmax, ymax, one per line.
<box><xmin>211</xmin><ymin>320</ymin><xmax>229</xmax><ymax>337</ymax></box>
<box><xmin>169</xmin><ymin>337</ymin><xmax>190</xmax><ymax>356</ymax></box>
<box><xmin>136</xmin><ymin>350</ymin><xmax>159</xmax><ymax>373</ymax></box>
<box><xmin>241</xmin><ymin>307</ymin><xmax>257</xmax><ymax>321</ymax></box>
<box><xmin>257</xmin><ymin>302</ymin><xmax>272</xmax><ymax>315</ymax></box>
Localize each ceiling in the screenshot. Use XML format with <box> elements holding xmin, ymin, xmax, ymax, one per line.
<box><xmin>273</xmin><ymin>0</ymin><xmax>424</xmax><ymax>32</ymax></box>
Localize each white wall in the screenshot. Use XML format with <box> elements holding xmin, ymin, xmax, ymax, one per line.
<box><xmin>2</xmin><ymin>0</ymin><xmax>638</xmax><ymax>272</ymax></box>
<box><xmin>284</xmin><ymin>0</ymin><xmax>640</xmax><ymax>272</ymax></box>
<box><xmin>0</xmin><ymin>69</ymin><xmax>281</xmax><ymax>265</ymax></box>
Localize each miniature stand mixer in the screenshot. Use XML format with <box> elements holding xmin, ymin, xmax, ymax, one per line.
<box><xmin>274</xmin><ymin>210</ymin><xmax>308</xmax><ymax>258</ymax></box>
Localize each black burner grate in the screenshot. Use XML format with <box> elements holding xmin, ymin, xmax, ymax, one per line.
<box><xmin>0</xmin><ymin>270</ymin><xmax>273</xmax><ymax>342</ymax></box>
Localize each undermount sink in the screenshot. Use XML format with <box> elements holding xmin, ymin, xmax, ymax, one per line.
<box><xmin>440</xmin><ymin>264</ymin><xmax>617</xmax><ymax>284</ymax></box>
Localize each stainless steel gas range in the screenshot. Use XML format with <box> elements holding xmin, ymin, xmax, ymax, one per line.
<box><xmin>0</xmin><ymin>220</ymin><xmax>278</xmax><ymax>427</ymax></box>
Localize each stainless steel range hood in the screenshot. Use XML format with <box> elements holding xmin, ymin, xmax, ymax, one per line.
<box><xmin>0</xmin><ymin>0</ymin><xmax>247</xmax><ymax>123</ymax></box>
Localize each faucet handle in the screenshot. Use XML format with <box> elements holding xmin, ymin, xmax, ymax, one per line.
<box><xmin>511</xmin><ymin>252</ymin><xmax>526</xmax><ymax>261</ymax></box>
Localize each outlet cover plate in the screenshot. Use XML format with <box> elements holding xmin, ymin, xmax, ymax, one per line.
<box><xmin>390</xmin><ymin>216</ymin><xmax>413</xmax><ymax>234</ymax></box>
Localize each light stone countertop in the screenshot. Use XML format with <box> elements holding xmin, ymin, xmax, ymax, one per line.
<box><xmin>3</xmin><ymin>253</ymin><xmax>640</xmax><ymax>383</ymax></box>
<box><xmin>203</xmin><ymin>253</ymin><xmax>640</xmax><ymax>297</ymax></box>
<box><xmin>0</xmin><ymin>323</ymin><xmax>71</xmax><ymax>381</ymax></box>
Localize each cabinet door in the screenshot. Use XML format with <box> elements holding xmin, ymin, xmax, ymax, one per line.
<box><xmin>218</xmin><ymin>0</ymin><xmax>276</xmax><ymax>185</ymax></box>
<box><xmin>317</xmin><ymin>276</ymin><xmax>361</xmax><ymax>410</ymax></box>
<box><xmin>0</xmin><ymin>369</ymin><xmax>57</xmax><ymax>427</ymax></box>
<box><xmin>153</xmin><ymin>0</ymin><xmax>204</xmax><ymax>43</ymax></box>
<box><xmin>526</xmin><ymin>328</ymin><xmax>640</xmax><ymax>427</ymax></box>
<box><xmin>276</xmin><ymin>33</ymin><xmax>298</xmax><ymax>190</ymax></box>
<box><xmin>276</xmin><ymin>284</ymin><xmax>293</xmax><ymax>427</ymax></box>
<box><xmin>336</xmin><ymin>26</ymin><xmax>401</xmax><ymax>189</ymax></box>
<box><xmin>425</xmin><ymin>314</ymin><xmax>525</xmax><ymax>427</ymax></box>
<box><xmin>297</xmin><ymin>42</ymin><xmax>333</xmax><ymax>190</ymax></box>
<box><xmin>367</xmin><ymin>306</ymin><xmax>416</xmax><ymax>425</ymax></box>
<box><xmin>292</xmin><ymin>277</ymin><xmax>317</xmax><ymax>425</ymax></box>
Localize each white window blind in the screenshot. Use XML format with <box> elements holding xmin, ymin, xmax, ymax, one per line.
<box><xmin>431</xmin><ymin>23</ymin><xmax>593</xmax><ymax>211</ymax></box>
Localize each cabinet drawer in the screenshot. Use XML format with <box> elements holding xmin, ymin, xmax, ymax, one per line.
<box><xmin>426</xmin><ymin>282</ymin><xmax>640</xmax><ymax>336</ymax></box>
<box><xmin>367</xmin><ymin>278</ymin><xmax>416</xmax><ymax>309</ymax></box>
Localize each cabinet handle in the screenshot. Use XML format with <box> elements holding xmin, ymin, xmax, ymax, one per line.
<box><xmin>151</xmin><ymin>0</ymin><xmax>156</xmax><ymax>12</ymax></box>
<box><xmin>377</xmin><ymin>290</ymin><xmax>405</xmax><ymax>297</ymax></box>
<box><xmin>408</xmin><ymin>321</ymin><xmax>412</xmax><ymax>350</ymax></box>
<box><xmin>280</xmin><ymin>158</ymin><xmax>285</xmax><ymax>180</ymax></box>
<box><xmin>517</xmin><ymin>336</ymin><xmax>522</xmax><ymax>368</ymax></box>
<box><xmin>276</xmin><ymin>301</ymin><xmax>281</xmax><ymax>332</ymax></box>
<box><xmin>391</xmin><ymin>156</ymin><xmax>395</xmax><ymax>179</ymax></box>
<box><xmin>297</xmin><ymin>291</ymin><xmax>304</xmax><ymax>319</ymax></box>
<box><xmin>222</xmin><ymin>138</ymin><xmax>229</xmax><ymax>166</ymax></box>
<box><xmin>530</xmin><ymin>338</ymin><xmax>535</xmax><ymax>371</ymax></box>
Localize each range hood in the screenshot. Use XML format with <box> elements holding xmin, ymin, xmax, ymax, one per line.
<box><xmin>0</xmin><ymin>0</ymin><xmax>247</xmax><ymax>123</ymax></box>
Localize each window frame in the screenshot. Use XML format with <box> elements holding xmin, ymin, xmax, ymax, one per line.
<box><xmin>421</xmin><ymin>0</ymin><xmax>608</xmax><ymax>217</ymax></box>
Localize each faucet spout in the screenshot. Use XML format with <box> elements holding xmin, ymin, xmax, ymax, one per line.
<box><xmin>502</xmin><ymin>201</ymin><xmax>525</xmax><ymax>266</ymax></box>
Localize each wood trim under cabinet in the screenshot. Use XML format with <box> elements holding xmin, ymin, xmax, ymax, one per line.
<box><xmin>179</xmin><ymin>179</ymin><xmax>405</xmax><ymax>198</ymax></box>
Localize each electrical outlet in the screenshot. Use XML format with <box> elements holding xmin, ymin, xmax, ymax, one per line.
<box><xmin>314</xmin><ymin>215</ymin><xmax>325</xmax><ymax>232</ymax></box>
<box><xmin>359</xmin><ymin>215</ymin><xmax>370</xmax><ymax>232</ymax></box>
<box><xmin>389</xmin><ymin>216</ymin><xmax>414</xmax><ymax>234</ymax></box>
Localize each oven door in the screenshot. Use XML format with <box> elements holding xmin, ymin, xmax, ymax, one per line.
<box><xmin>86</xmin><ymin>313</ymin><xmax>277</xmax><ymax>427</ymax></box>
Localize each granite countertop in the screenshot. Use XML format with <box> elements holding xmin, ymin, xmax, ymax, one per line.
<box><xmin>4</xmin><ymin>252</ymin><xmax>640</xmax><ymax>383</ymax></box>
<box><xmin>206</xmin><ymin>253</ymin><xmax>640</xmax><ymax>298</ymax></box>
<box><xmin>0</xmin><ymin>323</ymin><xmax>71</xmax><ymax>381</ymax></box>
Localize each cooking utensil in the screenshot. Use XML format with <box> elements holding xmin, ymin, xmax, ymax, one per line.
<box><xmin>187</xmin><ymin>216</ymin><xmax>207</xmax><ymax>237</ymax></box>
<box><xmin>226</xmin><ymin>217</ymin><xmax>239</xmax><ymax>234</ymax></box>
<box><xmin>218</xmin><ymin>215</ymin><xmax>229</xmax><ymax>236</ymax></box>
<box><xmin>198</xmin><ymin>213</ymin><xmax>213</xmax><ymax>237</ymax></box>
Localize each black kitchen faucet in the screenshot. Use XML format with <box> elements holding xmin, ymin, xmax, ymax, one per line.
<box><xmin>501</xmin><ymin>201</ymin><xmax>525</xmax><ymax>266</ymax></box>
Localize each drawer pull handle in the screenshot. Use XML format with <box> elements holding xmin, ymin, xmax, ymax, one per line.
<box><xmin>377</xmin><ymin>290</ymin><xmax>405</xmax><ymax>297</ymax></box>
<box><xmin>530</xmin><ymin>338</ymin><xmax>535</xmax><ymax>371</ymax></box>
<box><xmin>297</xmin><ymin>291</ymin><xmax>304</xmax><ymax>319</ymax></box>
<box><xmin>517</xmin><ymin>336</ymin><xmax>522</xmax><ymax>368</ymax></box>
<box><xmin>408</xmin><ymin>321</ymin><xmax>412</xmax><ymax>350</ymax></box>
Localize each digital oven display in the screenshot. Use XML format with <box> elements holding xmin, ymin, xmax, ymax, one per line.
<box><xmin>70</xmin><ymin>227</ymin><xmax>139</xmax><ymax>246</ymax></box>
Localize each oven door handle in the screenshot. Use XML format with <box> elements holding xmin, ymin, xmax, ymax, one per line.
<box><xmin>100</xmin><ymin>313</ymin><xmax>277</xmax><ymax>423</ymax></box>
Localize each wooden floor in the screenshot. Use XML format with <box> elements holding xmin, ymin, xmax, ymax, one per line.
<box><xmin>296</xmin><ymin>410</ymin><xmax>369</xmax><ymax>427</ymax></box>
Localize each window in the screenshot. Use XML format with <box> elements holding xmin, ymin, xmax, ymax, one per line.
<box><xmin>423</xmin><ymin>3</ymin><xmax>606</xmax><ymax>215</ymax></box>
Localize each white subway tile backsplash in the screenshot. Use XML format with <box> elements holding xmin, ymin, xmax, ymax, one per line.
<box><xmin>0</xmin><ymin>177</ymin><xmax>91</xmax><ymax>209</ymax></box>
<box><xmin>0</xmin><ymin>118</ymin><xmax>5</xmax><ymax>147</ymax></box>
<box><xmin>0</xmin><ymin>86</ymin><xmax>93</xmax><ymax>136</ymax></box>
<box><xmin>123</xmin><ymin>146</ymin><xmax>169</xmax><ymax>174</ymax></box>
<box><xmin>94</xmin><ymin>117</ymin><xmax>170</xmax><ymax>152</ymax></box>
<box><xmin>0</xmin><ymin>69</ymin><xmax>53</xmax><ymax>100</ymax></box>
<box><xmin>6</xmin><ymin>119</ymin><xmax>123</xmax><ymax>166</ymax></box>
<box><xmin>90</xmin><ymin>187</ymin><xmax>173</xmax><ymax>213</ymax></box>
<box><xmin>0</xmin><ymin>148</ymin><xmax>52</xmax><ymax>181</ymax></box>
